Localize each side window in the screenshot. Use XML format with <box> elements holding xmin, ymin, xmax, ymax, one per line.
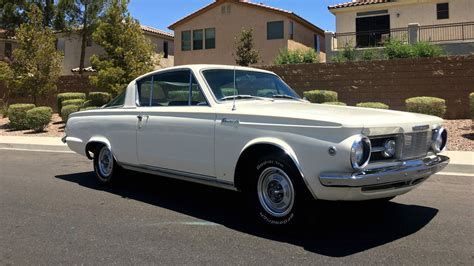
<box><xmin>137</xmin><ymin>76</ymin><xmax>153</xmax><ymax>106</ymax></box>
<box><xmin>105</xmin><ymin>91</ymin><xmax>126</xmax><ymax>108</ymax></box>
<box><xmin>137</xmin><ymin>70</ymin><xmax>207</xmax><ymax>107</ymax></box>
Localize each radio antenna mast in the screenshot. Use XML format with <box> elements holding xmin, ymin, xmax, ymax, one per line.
<box><xmin>232</xmin><ymin>65</ymin><xmax>237</xmax><ymax>111</ymax></box>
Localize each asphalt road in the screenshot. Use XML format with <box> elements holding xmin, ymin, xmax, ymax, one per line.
<box><xmin>0</xmin><ymin>150</ymin><xmax>473</xmax><ymax>265</ymax></box>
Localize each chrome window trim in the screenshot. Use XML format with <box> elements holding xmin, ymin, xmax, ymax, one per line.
<box><xmin>134</xmin><ymin>68</ymin><xmax>210</xmax><ymax>108</ymax></box>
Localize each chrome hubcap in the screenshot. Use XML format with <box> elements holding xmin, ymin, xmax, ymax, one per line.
<box><xmin>98</xmin><ymin>147</ymin><xmax>113</xmax><ymax>178</ymax></box>
<box><xmin>257</xmin><ymin>167</ymin><xmax>295</xmax><ymax>217</ymax></box>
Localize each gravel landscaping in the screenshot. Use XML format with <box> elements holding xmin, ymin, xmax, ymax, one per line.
<box><xmin>0</xmin><ymin>115</ymin><xmax>472</xmax><ymax>151</ymax></box>
<box><xmin>0</xmin><ymin>113</ymin><xmax>64</xmax><ymax>137</ymax></box>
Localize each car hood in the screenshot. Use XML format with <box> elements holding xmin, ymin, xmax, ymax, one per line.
<box><xmin>220</xmin><ymin>100</ymin><xmax>443</xmax><ymax>133</ymax></box>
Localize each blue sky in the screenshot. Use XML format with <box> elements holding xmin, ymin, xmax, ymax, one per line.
<box><xmin>128</xmin><ymin>0</ymin><xmax>343</xmax><ymax>33</ymax></box>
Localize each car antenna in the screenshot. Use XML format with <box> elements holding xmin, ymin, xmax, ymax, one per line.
<box><xmin>232</xmin><ymin>65</ymin><xmax>237</xmax><ymax>111</ymax></box>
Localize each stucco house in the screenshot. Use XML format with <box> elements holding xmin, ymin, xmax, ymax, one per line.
<box><xmin>328</xmin><ymin>0</ymin><xmax>474</xmax><ymax>48</ymax></box>
<box><xmin>57</xmin><ymin>25</ymin><xmax>174</xmax><ymax>75</ymax></box>
<box><xmin>169</xmin><ymin>0</ymin><xmax>326</xmax><ymax>65</ymax></box>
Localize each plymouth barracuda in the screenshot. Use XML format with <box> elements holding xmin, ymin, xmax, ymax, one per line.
<box><xmin>63</xmin><ymin>65</ymin><xmax>449</xmax><ymax>226</ymax></box>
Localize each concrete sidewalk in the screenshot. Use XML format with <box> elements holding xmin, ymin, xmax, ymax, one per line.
<box><xmin>0</xmin><ymin>136</ymin><xmax>472</xmax><ymax>173</ymax></box>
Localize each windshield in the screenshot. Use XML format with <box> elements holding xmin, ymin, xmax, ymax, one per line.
<box><xmin>202</xmin><ymin>69</ymin><xmax>301</xmax><ymax>101</ymax></box>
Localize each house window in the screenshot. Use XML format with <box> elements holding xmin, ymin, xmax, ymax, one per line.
<box><xmin>289</xmin><ymin>21</ymin><xmax>294</xmax><ymax>40</ymax></box>
<box><xmin>437</xmin><ymin>3</ymin><xmax>449</xmax><ymax>20</ymax></box>
<box><xmin>205</xmin><ymin>28</ymin><xmax>215</xmax><ymax>49</ymax></box>
<box><xmin>181</xmin><ymin>31</ymin><xmax>191</xmax><ymax>51</ymax></box>
<box><xmin>86</xmin><ymin>36</ymin><xmax>93</xmax><ymax>47</ymax></box>
<box><xmin>356</xmin><ymin>15</ymin><xmax>390</xmax><ymax>47</ymax></box>
<box><xmin>314</xmin><ymin>35</ymin><xmax>320</xmax><ymax>54</ymax></box>
<box><xmin>4</xmin><ymin>43</ymin><xmax>12</xmax><ymax>59</ymax></box>
<box><xmin>56</xmin><ymin>39</ymin><xmax>65</xmax><ymax>53</ymax></box>
<box><xmin>267</xmin><ymin>21</ymin><xmax>284</xmax><ymax>40</ymax></box>
<box><xmin>193</xmin><ymin>29</ymin><xmax>203</xmax><ymax>50</ymax></box>
<box><xmin>163</xmin><ymin>41</ymin><xmax>169</xmax><ymax>58</ymax></box>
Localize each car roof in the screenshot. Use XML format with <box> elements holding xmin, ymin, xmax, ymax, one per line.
<box><xmin>133</xmin><ymin>64</ymin><xmax>276</xmax><ymax>81</ymax></box>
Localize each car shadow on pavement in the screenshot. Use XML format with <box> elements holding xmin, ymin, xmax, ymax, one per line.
<box><xmin>55</xmin><ymin>171</ymin><xmax>438</xmax><ymax>258</ymax></box>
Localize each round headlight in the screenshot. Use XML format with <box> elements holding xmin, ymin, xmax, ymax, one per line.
<box><xmin>382</xmin><ymin>140</ymin><xmax>396</xmax><ymax>158</ymax></box>
<box><xmin>432</xmin><ymin>127</ymin><xmax>447</xmax><ymax>153</ymax></box>
<box><xmin>351</xmin><ymin>135</ymin><xmax>371</xmax><ymax>170</ymax></box>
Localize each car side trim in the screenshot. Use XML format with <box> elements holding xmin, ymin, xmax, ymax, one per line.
<box><xmin>120</xmin><ymin>162</ymin><xmax>238</xmax><ymax>191</ymax></box>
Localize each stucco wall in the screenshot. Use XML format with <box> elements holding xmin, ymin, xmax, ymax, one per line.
<box><xmin>334</xmin><ymin>0</ymin><xmax>474</xmax><ymax>34</ymax></box>
<box><xmin>173</xmin><ymin>1</ymin><xmax>325</xmax><ymax>65</ymax></box>
<box><xmin>57</xmin><ymin>32</ymin><xmax>175</xmax><ymax>75</ymax></box>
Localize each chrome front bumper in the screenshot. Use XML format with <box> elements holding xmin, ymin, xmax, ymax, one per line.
<box><xmin>320</xmin><ymin>155</ymin><xmax>449</xmax><ymax>188</ymax></box>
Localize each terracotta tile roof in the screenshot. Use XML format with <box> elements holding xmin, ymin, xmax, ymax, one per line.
<box><xmin>168</xmin><ymin>0</ymin><xmax>324</xmax><ymax>34</ymax></box>
<box><xmin>329</xmin><ymin>0</ymin><xmax>389</xmax><ymax>10</ymax></box>
<box><xmin>140</xmin><ymin>25</ymin><xmax>174</xmax><ymax>39</ymax></box>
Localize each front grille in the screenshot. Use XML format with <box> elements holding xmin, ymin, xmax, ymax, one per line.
<box><xmin>401</xmin><ymin>131</ymin><xmax>431</xmax><ymax>160</ymax></box>
<box><xmin>369</xmin><ymin>131</ymin><xmax>431</xmax><ymax>162</ymax></box>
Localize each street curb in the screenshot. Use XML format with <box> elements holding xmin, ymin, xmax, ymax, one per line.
<box><xmin>0</xmin><ymin>142</ymin><xmax>70</xmax><ymax>152</ymax></box>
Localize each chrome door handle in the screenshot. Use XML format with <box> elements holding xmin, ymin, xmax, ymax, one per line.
<box><xmin>137</xmin><ymin>115</ymin><xmax>149</xmax><ymax>121</ymax></box>
<box><xmin>222</xmin><ymin>118</ymin><xmax>239</xmax><ymax>125</ymax></box>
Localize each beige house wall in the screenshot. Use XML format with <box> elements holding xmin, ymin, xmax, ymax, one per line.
<box><xmin>334</xmin><ymin>0</ymin><xmax>474</xmax><ymax>34</ymax></box>
<box><xmin>173</xmin><ymin>1</ymin><xmax>325</xmax><ymax>66</ymax></box>
<box><xmin>57</xmin><ymin>32</ymin><xmax>174</xmax><ymax>75</ymax></box>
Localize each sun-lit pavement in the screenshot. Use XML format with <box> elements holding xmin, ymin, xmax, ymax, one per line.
<box><xmin>0</xmin><ymin>150</ymin><xmax>473</xmax><ymax>264</ymax></box>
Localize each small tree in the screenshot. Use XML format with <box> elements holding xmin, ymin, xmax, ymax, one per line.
<box><xmin>11</xmin><ymin>5</ymin><xmax>63</xmax><ymax>105</ymax></box>
<box><xmin>90</xmin><ymin>0</ymin><xmax>155</xmax><ymax>95</ymax></box>
<box><xmin>234</xmin><ymin>28</ymin><xmax>259</xmax><ymax>66</ymax></box>
<box><xmin>0</xmin><ymin>61</ymin><xmax>13</xmax><ymax>115</ymax></box>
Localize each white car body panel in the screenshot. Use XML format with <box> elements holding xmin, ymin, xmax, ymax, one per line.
<box><xmin>65</xmin><ymin>64</ymin><xmax>449</xmax><ymax>201</ymax></box>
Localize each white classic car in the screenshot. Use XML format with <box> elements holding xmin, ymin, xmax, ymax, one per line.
<box><xmin>63</xmin><ymin>64</ymin><xmax>449</xmax><ymax>226</ymax></box>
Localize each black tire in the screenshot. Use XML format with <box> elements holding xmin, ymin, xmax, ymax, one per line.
<box><xmin>93</xmin><ymin>145</ymin><xmax>121</xmax><ymax>185</ymax></box>
<box><xmin>244</xmin><ymin>154</ymin><xmax>313</xmax><ymax>227</ymax></box>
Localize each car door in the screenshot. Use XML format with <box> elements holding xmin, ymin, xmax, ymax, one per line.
<box><xmin>135</xmin><ymin>69</ymin><xmax>216</xmax><ymax>177</ymax></box>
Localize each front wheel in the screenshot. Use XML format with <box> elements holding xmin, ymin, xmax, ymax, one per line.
<box><xmin>245</xmin><ymin>155</ymin><xmax>313</xmax><ymax>227</ymax></box>
<box><xmin>93</xmin><ymin>145</ymin><xmax>121</xmax><ymax>184</ymax></box>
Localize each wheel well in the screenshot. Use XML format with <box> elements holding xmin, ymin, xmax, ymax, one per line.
<box><xmin>234</xmin><ymin>144</ymin><xmax>289</xmax><ymax>191</ymax></box>
<box><xmin>85</xmin><ymin>142</ymin><xmax>106</xmax><ymax>160</ymax></box>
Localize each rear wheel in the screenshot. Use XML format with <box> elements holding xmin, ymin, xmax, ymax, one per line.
<box><xmin>93</xmin><ymin>145</ymin><xmax>121</xmax><ymax>184</ymax></box>
<box><xmin>245</xmin><ymin>154</ymin><xmax>313</xmax><ymax>227</ymax></box>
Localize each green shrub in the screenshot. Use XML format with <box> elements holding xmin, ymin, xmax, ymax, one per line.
<box><xmin>322</xmin><ymin>101</ymin><xmax>347</xmax><ymax>106</ymax></box>
<box><xmin>405</xmin><ymin>96</ymin><xmax>446</xmax><ymax>117</ymax></box>
<box><xmin>413</xmin><ymin>42</ymin><xmax>444</xmax><ymax>58</ymax></box>
<box><xmin>60</xmin><ymin>104</ymin><xmax>79</xmax><ymax>122</ymax></box>
<box><xmin>303</xmin><ymin>90</ymin><xmax>338</xmax><ymax>103</ymax></box>
<box><xmin>57</xmin><ymin>92</ymin><xmax>86</xmax><ymax>112</ymax></box>
<box><xmin>361</xmin><ymin>49</ymin><xmax>383</xmax><ymax>61</ymax></box>
<box><xmin>384</xmin><ymin>39</ymin><xmax>414</xmax><ymax>59</ymax></box>
<box><xmin>356</xmin><ymin>102</ymin><xmax>390</xmax><ymax>109</ymax></box>
<box><xmin>61</xmin><ymin>99</ymin><xmax>85</xmax><ymax>107</ymax></box>
<box><xmin>7</xmin><ymin>104</ymin><xmax>36</xmax><ymax>129</ymax></box>
<box><xmin>25</xmin><ymin>107</ymin><xmax>52</xmax><ymax>132</ymax></box>
<box><xmin>80</xmin><ymin>106</ymin><xmax>98</xmax><ymax>111</ymax></box>
<box><xmin>88</xmin><ymin>92</ymin><xmax>111</xmax><ymax>106</ymax></box>
<box><xmin>469</xmin><ymin>92</ymin><xmax>474</xmax><ymax>121</ymax></box>
<box><xmin>275</xmin><ymin>49</ymin><xmax>319</xmax><ymax>65</ymax></box>
<box><xmin>341</xmin><ymin>42</ymin><xmax>357</xmax><ymax>61</ymax></box>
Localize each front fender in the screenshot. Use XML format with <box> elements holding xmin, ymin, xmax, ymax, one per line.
<box><xmin>240</xmin><ymin>137</ymin><xmax>318</xmax><ymax>199</ymax></box>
